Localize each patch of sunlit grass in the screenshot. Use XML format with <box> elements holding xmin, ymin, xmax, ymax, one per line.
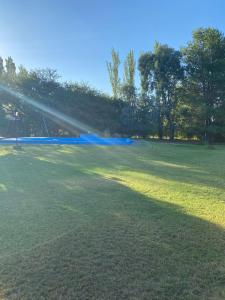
<box><xmin>0</xmin><ymin>148</ymin><xmax>12</xmax><ymax>157</ymax></box>
<box><xmin>0</xmin><ymin>184</ymin><xmax>7</xmax><ymax>192</ymax></box>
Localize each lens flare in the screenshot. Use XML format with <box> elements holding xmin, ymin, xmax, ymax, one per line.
<box><xmin>0</xmin><ymin>83</ymin><xmax>97</xmax><ymax>134</ymax></box>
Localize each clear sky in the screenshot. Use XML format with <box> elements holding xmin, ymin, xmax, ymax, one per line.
<box><xmin>0</xmin><ymin>0</ymin><xmax>225</xmax><ymax>94</ymax></box>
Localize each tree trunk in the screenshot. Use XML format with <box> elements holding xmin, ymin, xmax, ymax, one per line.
<box><xmin>158</xmin><ymin>117</ymin><xmax>163</xmax><ymax>140</ymax></box>
<box><xmin>168</xmin><ymin>116</ymin><xmax>175</xmax><ymax>141</ymax></box>
<box><xmin>169</xmin><ymin>122</ymin><xmax>175</xmax><ymax>141</ymax></box>
<box><xmin>157</xmin><ymin>105</ymin><xmax>163</xmax><ymax>140</ymax></box>
<box><xmin>204</xmin><ymin>117</ymin><xmax>212</xmax><ymax>144</ymax></box>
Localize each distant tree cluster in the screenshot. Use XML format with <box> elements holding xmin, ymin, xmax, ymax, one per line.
<box><xmin>107</xmin><ymin>27</ymin><xmax>225</xmax><ymax>142</ymax></box>
<box><xmin>0</xmin><ymin>61</ymin><xmax>123</xmax><ymax>137</ymax></box>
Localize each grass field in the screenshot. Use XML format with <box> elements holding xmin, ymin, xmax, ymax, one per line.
<box><xmin>0</xmin><ymin>142</ymin><xmax>225</xmax><ymax>299</ymax></box>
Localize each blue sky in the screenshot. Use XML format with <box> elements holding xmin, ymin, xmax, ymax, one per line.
<box><xmin>0</xmin><ymin>0</ymin><xmax>225</xmax><ymax>94</ymax></box>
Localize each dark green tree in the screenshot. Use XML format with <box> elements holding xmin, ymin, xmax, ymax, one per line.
<box><xmin>153</xmin><ymin>43</ymin><xmax>183</xmax><ymax>140</ymax></box>
<box><xmin>120</xmin><ymin>50</ymin><xmax>137</xmax><ymax>135</ymax></box>
<box><xmin>182</xmin><ymin>27</ymin><xmax>225</xmax><ymax>143</ymax></box>
<box><xmin>139</xmin><ymin>45</ymin><xmax>183</xmax><ymax>140</ymax></box>
<box><xmin>138</xmin><ymin>52</ymin><xmax>156</xmax><ymax>137</ymax></box>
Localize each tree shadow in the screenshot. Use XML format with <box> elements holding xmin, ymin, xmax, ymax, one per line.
<box><xmin>0</xmin><ymin>148</ymin><xmax>225</xmax><ymax>299</ymax></box>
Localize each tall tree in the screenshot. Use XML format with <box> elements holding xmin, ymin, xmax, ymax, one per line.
<box><xmin>106</xmin><ymin>49</ymin><xmax>120</xmax><ymax>99</ymax></box>
<box><xmin>0</xmin><ymin>57</ymin><xmax>4</xmax><ymax>77</ymax></box>
<box><xmin>138</xmin><ymin>45</ymin><xmax>183</xmax><ymax>140</ymax></box>
<box><xmin>124</xmin><ymin>50</ymin><xmax>135</xmax><ymax>87</ymax></box>
<box><xmin>120</xmin><ymin>50</ymin><xmax>137</xmax><ymax>134</ymax></box>
<box><xmin>138</xmin><ymin>52</ymin><xmax>156</xmax><ymax>137</ymax></box>
<box><xmin>153</xmin><ymin>43</ymin><xmax>183</xmax><ymax>140</ymax></box>
<box><xmin>122</xmin><ymin>50</ymin><xmax>136</xmax><ymax>101</ymax></box>
<box><xmin>5</xmin><ymin>56</ymin><xmax>16</xmax><ymax>79</ymax></box>
<box><xmin>138</xmin><ymin>52</ymin><xmax>154</xmax><ymax>97</ymax></box>
<box><xmin>182</xmin><ymin>27</ymin><xmax>225</xmax><ymax>143</ymax></box>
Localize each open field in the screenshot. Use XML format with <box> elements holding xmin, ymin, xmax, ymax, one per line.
<box><xmin>0</xmin><ymin>142</ymin><xmax>225</xmax><ymax>299</ymax></box>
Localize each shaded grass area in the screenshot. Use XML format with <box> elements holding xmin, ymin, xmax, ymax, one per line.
<box><xmin>0</xmin><ymin>142</ymin><xmax>225</xmax><ymax>299</ymax></box>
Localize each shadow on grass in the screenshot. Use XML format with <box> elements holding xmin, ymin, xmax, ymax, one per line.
<box><xmin>0</xmin><ymin>146</ymin><xmax>225</xmax><ymax>299</ymax></box>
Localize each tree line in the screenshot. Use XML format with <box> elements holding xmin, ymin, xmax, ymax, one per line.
<box><xmin>0</xmin><ymin>27</ymin><xmax>225</xmax><ymax>142</ymax></box>
<box><xmin>0</xmin><ymin>63</ymin><xmax>123</xmax><ymax>137</ymax></box>
<box><xmin>107</xmin><ymin>27</ymin><xmax>225</xmax><ymax>142</ymax></box>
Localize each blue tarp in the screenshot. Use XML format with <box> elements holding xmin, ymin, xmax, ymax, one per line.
<box><xmin>0</xmin><ymin>134</ymin><xmax>133</xmax><ymax>145</ymax></box>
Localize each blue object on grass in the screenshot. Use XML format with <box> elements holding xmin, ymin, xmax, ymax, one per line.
<box><xmin>0</xmin><ymin>134</ymin><xmax>133</xmax><ymax>145</ymax></box>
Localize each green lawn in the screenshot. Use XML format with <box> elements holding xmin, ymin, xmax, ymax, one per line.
<box><xmin>0</xmin><ymin>142</ymin><xmax>225</xmax><ymax>299</ymax></box>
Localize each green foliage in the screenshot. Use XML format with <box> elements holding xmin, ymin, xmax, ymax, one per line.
<box><xmin>137</xmin><ymin>27</ymin><xmax>225</xmax><ymax>141</ymax></box>
<box><xmin>0</xmin><ymin>57</ymin><xmax>4</xmax><ymax>76</ymax></box>
<box><xmin>121</xmin><ymin>50</ymin><xmax>136</xmax><ymax>103</ymax></box>
<box><xmin>138</xmin><ymin>43</ymin><xmax>183</xmax><ymax>140</ymax></box>
<box><xmin>182</xmin><ymin>27</ymin><xmax>225</xmax><ymax>142</ymax></box>
<box><xmin>0</xmin><ymin>65</ymin><xmax>123</xmax><ymax>137</ymax></box>
<box><xmin>106</xmin><ymin>48</ymin><xmax>121</xmax><ymax>99</ymax></box>
<box><xmin>123</xmin><ymin>50</ymin><xmax>135</xmax><ymax>88</ymax></box>
<box><xmin>138</xmin><ymin>52</ymin><xmax>154</xmax><ymax>96</ymax></box>
<box><xmin>119</xmin><ymin>50</ymin><xmax>138</xmax><ymax>135</ymax></box>
<box><xmin>5</xmin><ymin>56</ymin><xmax>16</xmax><ymax>79</ymax></box>
<box><xmin>1</xmin><ymin>27</ymin><xmax>225</xmax><ymax>141</ymax></box>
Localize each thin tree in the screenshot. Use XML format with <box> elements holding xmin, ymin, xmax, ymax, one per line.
<box><xmin>120</xmin><ymin>50</ymin><xmax>137</xmax><ymax>135</ymax></box>
<box><xmin>106</xmin><ymin>49</ymin><xmax>120</xmax><ymax>99</ymax></box>
<box><xmin>5</xmin><ymin>56</ymin><xmax>16</xmax><ymax>79</ymax></box>
<box><xmin>0</xmin><ymin>57</ymin><xmax>4</xmax><ymax>77</ymax></box>
<box><xmin>124</xmin><ymin>50</ymin><xmax>135</xmax><ymax>87</ymax></box>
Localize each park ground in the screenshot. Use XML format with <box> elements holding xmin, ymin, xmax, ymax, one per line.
<box><xmin>0</xmin><ymin>142</ymin><xmax>225</xmax><ymax>299</ymax></box>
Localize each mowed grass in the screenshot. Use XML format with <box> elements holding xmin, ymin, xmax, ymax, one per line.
<box><xmin>0</xmin><ymin>142</ymin><xmax>225</xmax><ymax>299</ymax></box>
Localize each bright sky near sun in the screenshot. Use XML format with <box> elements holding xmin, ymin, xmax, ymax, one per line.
<box><xmin>0</xmin><ymin>0</ymin><xmax>225</xmax><ymax>94</ymax></box>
